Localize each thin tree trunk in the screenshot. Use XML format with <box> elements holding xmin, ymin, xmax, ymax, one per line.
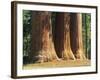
<box><xmin>54</xmin><ymin>13</ymin><xmax>75</xmax><ymax>60</ymax></box>
<box><xmin>70</xmin><ymin>13</ymin><xmax>86</xmax><ymax>60</ymax></box>
<box><xmin>31</xmin><ymin>11</ymin><xmax>59</xmax><ymax>63</ymax></box>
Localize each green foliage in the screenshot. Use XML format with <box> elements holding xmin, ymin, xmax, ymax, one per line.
<box><xmin>23</xmin><ymin>10</ymin><xmax>32</xmax><ymax>57</ymax></box>
<box><xmin>82</xmin><ymin>13</ymin><xmax>91</xmax><ymax>59</ymax></box>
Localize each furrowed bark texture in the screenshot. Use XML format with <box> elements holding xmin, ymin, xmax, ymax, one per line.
<box><xmin>30</xmin><ymin>12</ymin><xmax>86</xmax><ymax>63</ymax></box>
<box><xmin>31</xmin><ymin>12</ymin><xmax>59</xmax><ymax>63</ymax></box>
<box><xmin>54</xmin><ymin>13</ymin><xmax>75</xmax><ymax>60</ymax></box>
<box><xmin>70</xmin><ymin>13</ymin><xmax>86</xmax><ymax>60</ymax></box>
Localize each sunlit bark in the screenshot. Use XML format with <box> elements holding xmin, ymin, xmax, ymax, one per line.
<box><xmin>54</xmin><ymin>13</ymin><xmax>75</xmax><ymax>60</ymax></box>
<box><xmin>70</xmin><ymin>13</ymin><xmax>86</xmax><ymax>60</ymax></box>
<box><xmin>31</xmin><ymin>11</ymin><xmax>59</xmax><ymax>63</ymax></box>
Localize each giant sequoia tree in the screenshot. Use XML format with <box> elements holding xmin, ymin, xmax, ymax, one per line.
<box><xmin>24</xmin><ymin>11</ymin><xmax>89</xmax><ymax>64</ymax></box>
<box><xmin>54</xmin><ymin>13</ymin><xmax>75</xmax><ymax>60</ymax></box>
<box><xmin>70</xmin><ymin>13</ymin><xmax>86</xmax><ymax>60</ymax></box>
<box><xmin>30</xmin><ymin>11</ymin><xmax>59</xmax><ymax>63</ymax></box>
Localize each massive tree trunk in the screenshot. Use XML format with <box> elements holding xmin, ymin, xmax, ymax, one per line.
<box><xmin>70</xmin><ymin>13</ymin><xmax>86</xmax><ymax>60</ymax></box>
<box><xmin>54</xmin><ymin>13</ymin><xmax>75</xmax><ymax>60</ymax></box>
<box><xmin>31</xmin><ymin>11</ymin><xmax>59</xmax><ymax>63</ymax></box>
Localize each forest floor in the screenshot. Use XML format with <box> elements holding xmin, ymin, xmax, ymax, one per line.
<box><xmin>23</xmin><ymin>59</ymin><xmax>90</xmax><ymax>70</ymax></box>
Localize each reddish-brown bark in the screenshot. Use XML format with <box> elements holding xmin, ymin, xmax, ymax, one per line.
<box><xmin>54</xmin><ymin>13</ymin><xmax>75</xmax><ymax>60</ymax></box>
<box><xmin>31</xmin><ymin>12</ymin><xmax>59</xmax><ymax>63</ymax></box>
<box><xmin>70</xmin><ymin>13</ymin><xmax>86</xmax><ymax>60</ymax></box>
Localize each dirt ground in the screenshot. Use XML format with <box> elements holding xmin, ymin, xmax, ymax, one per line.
<box><xmin>23</xmin><ymin>59</ymin><xmax>91</xmax><ymax>70</ymax></box>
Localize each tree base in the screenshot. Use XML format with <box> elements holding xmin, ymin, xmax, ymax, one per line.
<box><xmin>75</xmin><ymin>49</ymin><xmax>86</xmax><ymax>60</ymax></box>
<box><xmin>33</xmin><ymin>50</ymin><xmax>59</xmax><ymax>63</ymax></box>
<box><xmin>62</xmin><ymin>50</ymin><xmax>76</xmax><ymax>60</ymax></box>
